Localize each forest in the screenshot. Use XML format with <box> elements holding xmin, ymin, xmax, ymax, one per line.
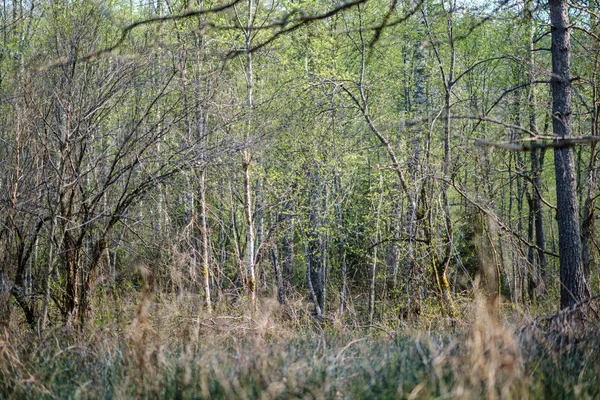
<box><xmin>1</xmin><ymin>0</ymin><xmax>599</xmax><ymax>398</ymax></box>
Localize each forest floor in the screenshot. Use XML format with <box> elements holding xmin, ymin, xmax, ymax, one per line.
<box><xmin>1</xmin><ymin>293</ymin><xmax>599</xmax><ymax>399</ymax></box>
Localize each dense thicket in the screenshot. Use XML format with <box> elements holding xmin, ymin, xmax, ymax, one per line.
<box><xmin>1</xmin><ymin>0</ymin><xmax>599</xmax><ymax>330</ymax></box>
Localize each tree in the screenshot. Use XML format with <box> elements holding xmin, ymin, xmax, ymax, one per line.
<box><xmin>3</xmin><ymin>0</ymin><xmax>600</xmax><ymax>331</ymax></box>
<box><xmin>550</xmin><ymin>0</ymin><xmax>589</xmax><ymax>308</ymax></box>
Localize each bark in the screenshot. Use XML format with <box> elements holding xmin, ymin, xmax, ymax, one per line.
<box><xmin>305</xmin><ymin>170</ymin><xmax>325</xmax><ymax>317</ymax></box>
<box><xmin>549</xmin><ymin>0</ymin><xmax>589</xmax><ymax>308</ymax></box>
<box><xmin>582</xmin><ymin>54</ymin><xmax>600</xmax><ymax>288</ymax></box>
<box><xmin>319</xmin><ymin>187</ymin><xmax>328</xmax><ymax>316</ymax></box>
<box><xmin>368</xmin><ymin>172</ymin><xmax>384</xmax><ymax>326</ymax></box>
<box><xmin>526</xmin><ymin>194</ymin><xmax>536</xmax><ymax>302</ymax></box>
<box><xmin>527</xmin><ymin>1</ymin><xmax>547</xmax><ymax>295</ymax></box>
<box><xmin>229</xmin><ymin>182</ymin><xmax>245</xmax><ymax>288</ymax></box>
<box><xmin>217</xmin><ymin>181</ymin><xmax>228</xmax><ymax>300</ymax></box>
<box><xmin>531</xmin><ymin>149</ymin><xmax>547</xmax><ymax>288</ymax></box>
<box><xmin>390</xmin><ymin>199</ymin><xmax>401</xmax><ymax>292</ymax></box>
<box><xmin>255</xmin><ymin>178</ymin><xmax>265</xmax><ymax>291</ymax></box>
<box><xmin>282</xmin><ymin>202</ymin><xmax>295</xmax><ymax>296</ymax></box>
<box><xmin>581</xmin><ymin>146</ymin><xmax>598</xmax><ymax>284</ymax></box>
<box><xmin>305</xmin><ymin>242</ymin><xmax>322</xmax><ymax>320</ymax></box>
<box><xmin>271</xmin><ymin>245</ymin><xmax>285</xmax><ymax>305</ymax></box>
<box><xmin>334</xmin><ymin>173</ymin><xmax>348</xmax><ymax>316</ymax></box>
<box><xmin>243</xmin><ymin>161</ymin><xmax>256</xmax><ymax>305</ymax></box>
<box><xmin>191</xmin><ymin>18</ymin><xmax>212</xmax><ymax>312</ymax></box>
<box><xmin>241</xmin><ymin>0</ymin><xmax>256</xmax><ymax>307</ymax></box>
<box><xmin>199</xmin><ymin>169</ymin><xmax>212</xmax><ymax>312</ymax></box>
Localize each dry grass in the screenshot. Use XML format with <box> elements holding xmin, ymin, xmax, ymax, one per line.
<box><xmin>1</xmin><ymin>291</ymin><xmax>599</xmax><ymax>399</ymax></box>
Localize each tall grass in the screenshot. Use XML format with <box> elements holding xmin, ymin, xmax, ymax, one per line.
<box><xmin>1</xmin><ymin>293</ymin><xmax>599</xmax><ymax>399</ymax></box>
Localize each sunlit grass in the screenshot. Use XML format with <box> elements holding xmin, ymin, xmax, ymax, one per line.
<box><xmin>1</xmin><ymin>294</ymin><xmax>599</xmax><ymax>399</ymax></box>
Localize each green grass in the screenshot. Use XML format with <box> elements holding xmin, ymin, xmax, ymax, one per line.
<box><xmin>1</xmin><ymin>296</ymin><xmax>599</xmax><ymax>399</ymax></box>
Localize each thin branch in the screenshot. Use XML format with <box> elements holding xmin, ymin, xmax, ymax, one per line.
<box><xmin>483</xmin><ymin>79</ymin><xmax>551</xmax><ymax>118</ymax></box>
<box><xmin>453</xmin><ymin>115</ymin><xmax>537</xmax><ymax>136</ymax></box>
<box><xmin>514</xmin><ymin>171</ymin><xmax>557</xmax><ymax>210</ymax></box>
<box><xmin>367</xmin><ymin>0</ymin><xmax>424</xmax><ymax>50</ymax></box>
<box><xmin>572</xmin><ymin>25</ymin><xmax>600</xmax><ymax>43</ymax></box>
<box><xmin>340</xmin><ymin>83</ymin><xmax>415</xmax><ymax>208</ymax></box>
<box><xmin>226</xmin><ymin>0</ymin><xmax>369</xmax><ymax>58</ymax></box>
<box><xmin>567</xmin><ymin>1</ymin><xmax>600</xmax><ymax>23</ymax></box>
<box><xmin>452</xmin><ymin>56</ymin><xmax>519</xmax><ymax>86</ymax></box>
<box><xmin>367</xmin><ymin>0</ymin><xmax>398</xmax><ymax>49</ymax></box>
<box><xmin>449</xmin><ymin>0</ymin><xmax>516</xmax><ymax>43</ymax></box>
<box><xmin>444</xmin><ymin>178</ymin><xmax>559</xmax><ymax>259</ymax></box>
<box><xmin>32</xmin><ymin>0</ymin><xmax>244</xmax><ymax>71</ymax></box>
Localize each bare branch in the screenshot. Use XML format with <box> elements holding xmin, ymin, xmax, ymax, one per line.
<box><xmin>451</xmin><ymin>56</ymin><xmax>521</xmax><ymax>86</ymax></box>
<box><xmin>367</xmin><ymin>0</ymin><xmax>425</xmax><ymax>51</ymax></box>
<box><xmin>225</xmin><ymin>0</ymin><xmax>369</xmax><ymax>58</ymax></box>
<box><xmin>572</xmin><ymin>25</ymin><xmax>600</xmax><ymax>43</ymax></box>
<box><xmin>444</xmin><ymin>178</ymin><xmax>559</xmax><ymax>259</ymax></box>
<box><xmin>31</xmin><ymin>0</ymin><xmax>244</xmax><ymax>71</ymax></box>
<box><xmin>453</xmin><ymin>115</ymin><xmax>537</xmax><ymax>136</ymax></box>
<box><xmin>567</xmin><ymin>1</ymin><xmax>600</xmax><ymax>23</ymax></box>
<box><xmin>483</xmin><ymin>79</ymin><xmax>551</xmax><ymax>117</ymax></box>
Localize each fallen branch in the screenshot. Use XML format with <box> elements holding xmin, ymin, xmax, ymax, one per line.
<box><xmin>519</xmin><ymin>293</ymin><xmax>600</xmax><ymax>335</ymax></box>
<box><xmin>475</xmin><ymin>136</ymin><xmax>600</xmax><ymax>151</ymax></box>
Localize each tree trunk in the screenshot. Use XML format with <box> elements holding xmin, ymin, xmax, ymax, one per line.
<box><xmin>304</xmin><ymin>242</ymin><xmax>322</xmax><ymax>320</ymax></box>
<box><xmin>581</xmin><ymin>145</ymin><xmax>598</xmax><ymax>285</ymax></box>
<box><xmin>527</xmin><ymin>1</ymin><xmax>547</xmax><ymax>295</ymax></box>
<box><xmin>369</xmin><ymin>172</ymin><xmax>384</xmax><ymax>326</ymax></box>
<box><xmin>282</xmin><ymin>201</ymin><xmax>295</xmax><ymax>297</ymax></box>
<box><xmin>271</xmin><ymin>245</ymin><xmax>285</xmax><ymax>305</ymax></box>
<box><xmin>305</xmin><ymin>170</ymin><xmax>324</xmax><ymax>318</ymax></box>
<box><xmin>242</xmin><ymin>0</ymin><xmax>256</xmax><ymax>307</ymax></box>
<box><xmin>334</xmin><ymin>173</ymin><xmax>348</xmax><ymax>316</ymax></box>
<box><xmin>229</xmin><ymin>181</ymin><xmax>245</xmax><ymax>289</ymax></box>
<box><xmin>255</xmin><ymin>178</ymin><xmax>265</xmax><ymax>291</ymax></box>
<box><xmin>243</xmin><ymin>160</ymin><xmax>256</xmax><ymax>305</ymax></box>
<box><xmin>199</xmin><ymin>169</ymin><xmax>212</xmax><ymax>312</ymax></box>
<box><xmin>582</xmin><ymin>53</ymin><xmax>600</xmax><ymax>290</ymax></box>
<box><xmin>424</xmin><ymin>3</ymin><xmax>457</xmax><ymax>317</ymax></box>
<box><xmin>549</xmin><ymin>0</ymin><xmax>589</xmax><ymax>308</ymax></box>
<box><xmin>319</xmin><ymin>186</ymin><xmax>328</xmax><ymax>316</ymax></box>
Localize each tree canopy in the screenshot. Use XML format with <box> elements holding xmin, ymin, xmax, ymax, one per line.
<box><xmin>1</xmin><ymin>0</ymin><xmax>599</xmax><ymax>330</ymax></box>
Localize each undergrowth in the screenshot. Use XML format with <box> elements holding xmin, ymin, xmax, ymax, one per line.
<box><xmin>1</xmin><ymin>294</ymin><xmax>599</xmax><ymax>399</ymax></box>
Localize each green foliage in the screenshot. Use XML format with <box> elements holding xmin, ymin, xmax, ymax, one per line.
<box><xmin>0</xmin><ymin>0</ymin><xmax>599</xmax><ymax>374</ymax></box>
